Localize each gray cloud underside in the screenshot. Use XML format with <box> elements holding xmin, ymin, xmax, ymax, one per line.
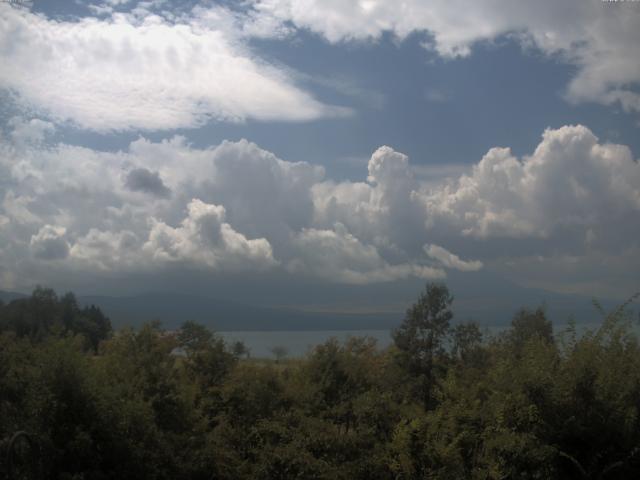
<box><xmin>0</xmin><ymin>119</ymin><xmax>638</xmax><ymax>293</ymax></box>
<box><xmin>124</xmin><ymin>167</ymin><xmax>171</xmax><ymax>198</ymax></box>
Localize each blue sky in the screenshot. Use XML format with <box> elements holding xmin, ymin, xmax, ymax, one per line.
<box><xmin>26</xmin><ymin>1</ymin><xmax>640</xmax><ymax>178</ymax></box>
<box><xmin>0</xmin><ymin>0</ymin><xmax>639</xmax><ymax>314</ymax></box>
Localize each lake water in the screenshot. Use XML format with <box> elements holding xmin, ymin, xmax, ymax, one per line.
<box><xmin>219</xmin><ymin>321</ymin><xmax>619</xmax><ymax>358</ymax></box>
<box><xmin>219</xmin><ymin>330</ymin><xmax>393</xmax><ymax>358</ymax></box>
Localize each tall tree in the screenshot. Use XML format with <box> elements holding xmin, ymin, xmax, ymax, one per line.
<box><xmin>451</xmin><ymin>321</ymin><xmax>484</xmax><ymax>365</ymax></box>
<box><xmin>507</xmin><ymin>307</ymin><xmax>553</xmax><ymax>353</ymax></box>
<box><xmin>393</xmin><ymin>282</ymin><xmax>453</xmax><ymax>408</ymax></box>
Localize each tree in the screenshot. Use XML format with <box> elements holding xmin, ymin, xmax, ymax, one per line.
<box><xmin>0</xmin><ymin>288</ymin><xmax>111</xmax><ymax>349</ymax></box>
<box><xmin>393</xmin><ymin>282</ymin><xmax>453</xmax><ymax>408</ymax></box>
<box><xmin>270</xmin><ymin>345</ymin><xmax>289</xmax><ymax>363</ymax></box>
<box><xmin>232</xmin><ymin>340</ymin><xmax>250</xmax><ymax>359</ymax></box>
<box><xmin>507</xmin><ymin>307</ymin><xmax>553</xmax><ymax>353</ymax></box>
<box><xmin>451</xmin><ymin>321</ymin><xmax>484</xmax><ymax>365</ymax></box>
<box><xmin>178</xmin><ymin>320</ymin><xmax>214</xmax><ymax>353</ymax></box>
<box><xmin>177</xmin><ymin>321</ymin><xmax>237</xmax><ymax>391</ymax></box>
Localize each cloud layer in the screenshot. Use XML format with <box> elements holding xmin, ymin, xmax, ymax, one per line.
<box><xmin>0</xmin><ymin>4</ymin><xmax>343</xmax><ymax>131</ymax></box>
<box><xmin>249</xmin><ymin>0</ymin><xmax>640</xmax><ymax>114</ymax></box>
<box><xmin>2</xmin><ymin>0</ymin><xmax>638</xmax><ymax>135</ymax></box>
<box><xmin>0</xmin><ymin>119</ymin><xmax>638</xmax><ymax>293</ymax></box>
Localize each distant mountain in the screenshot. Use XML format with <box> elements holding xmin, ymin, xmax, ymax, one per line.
<box><xmin>0</xmin><ymin>290</ymin><xmax>27</xmax><ymax>303</ymax></box>
<box><xmin>77</xmin><ymin>293</ymin><xmax>400</xmax><ymax>331</ymax></box>
<box><xmin>77</xmin><ymin>289</ymin><xmax>624</xmax><ymax>333</ymax></box>
<box><xmin>444</xmin><ymin>270</ymin><xmax>622</xmax><ymax>326</ymax></box>
<box><xmin>2</xmin><ymin>288</ymin><xmax>397</xmax><ymax>331</ymax></box>
<box><xmin>3</xmin><ymin>276</ymin><xmax>630</xmax><ymax>332</ymax></box>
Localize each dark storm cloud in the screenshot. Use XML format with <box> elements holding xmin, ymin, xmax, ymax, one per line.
<box><xmin>124</xmin><ymin>168</ymin><xmax>171</xmax><ymax>198</ymax></box>
<box><xmin>30</xmin><ymin>225</ymin><xmax>69</xmax><ymax>260</ymax></box>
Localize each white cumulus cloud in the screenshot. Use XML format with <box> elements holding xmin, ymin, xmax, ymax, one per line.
<box><xmin>143</xmin><ymin>199</ymin><xmax>277</xmax><ymax>271</ymax></box>
<box><xmin>421</xmin><ymin>125</ymin><xmax>640</xmax><ymax>248</ymax></box>
<box><xmin>0</xmin><ymin>119</ymin><xmax>638</xmax><ymax>293</ymax></box>
<box><xmin>424</xmin><ymin>244</ymin><xmax>483</xmax><ymax>272</ymax></box>
<box><xmin>288</xmin><ymin>223</ymin><xmax>444</xmax><ymax>284</ymax></box>
<box><xmin>312</xmin><ymin>145</ymin><xmax>426</xmax><ymax>256</ymax></box>
<box><xmin>69</xmin><ymin>229</ymin><xmax>141</xmax><ymax>271</ymax></box>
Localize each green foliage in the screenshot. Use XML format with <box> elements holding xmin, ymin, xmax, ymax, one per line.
<box><xmin>506</xmin><ymin>306</ymin><xmax>554</xmax><ymax>353</ymax></box>
<box><xmin>393</xmin><ymin>283</ymin><xmax>454</xmax><ymax>408</ymax></box>
<box><xmin>393</xmin><ymin>283</ymin><xmax>454</xmax><ymax>369</ymax></box>
<box><xmin>0</xmin><ymin>287</ymin><xmax>112</xmax><ymax>350</ymax></box>
<box><xmin>451</xmin><ymin>321</ymin><xmax>484</xmax><ymax>365</ymax></box>
<box><xmin>1</xmin><ymin>285</ymin><xmax>639</xmax><ymax>479</ymax></box>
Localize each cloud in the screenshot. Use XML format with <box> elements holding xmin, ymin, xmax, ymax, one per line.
<box><xmin>0</xmin><ymin>126</ymin><xmax>441</xmax><ymax>286</ymax></box>
<box><xmin>248</xmin><ymin>0</ymin><xmax>640</xmax><ymax>114</ymax></box>
<box><xmin>30</xmin><ymin>225</ymin><xmax>69</xmax><ymax>260</ymax></box>
<box><xmin>124</xmin><ymin>167</ymin><xmax>171</xmax><ymax>198</ymax></box>
<box><xmin>303</xmin><ymin>74</ymin><xmax>386</xmax><ymax>109</ymax></box>
<box><xmin>312</xmin><ymin>145</ymin><xmax>426</xmax><ymax>256</ymax></box>
<box><xmin>420</xmin><ymin>125</ymin><xmax>640</xmax><ymax>250</ymax></box>
<box><xmin>195</xmin><ymin>139</ymin><xmax>325</xmax><ymax>245</ymax></box>
<box><xmin>288</xmin><ymin>223</ymin><xmax>445</xmax><ymax>284</ymax></box>
<box><xmin>0</xmin><ymin>4</ymin><xmax>345</xmax><ymax>132</ymax></box>
<box><xmin>0</xmin><ymin>119</ymin><xmax>638</xmax><ymax>294</ymax></box>
<box><xmin>143</xmin><ymin>199</ymin><xmax>277</xmax><ymax>271</ymax></box>
<box><xmin>8</xmin><ymin>117</ymin><xmax>55</xmax><ymax>147</ymax></box>
<box><xmin>69</xmin><ymin>229</ymin><xmax>140</xmax><ymax>271</ymax></box>
<box><xmin>2</xmin><ymin>191</ymin><xmax>41</xmax><ymax>225</ymax></box>
<box><xmin>424</xmin><ymin>244</ymin><xmax>482</xmax><ymax>272</ymax></box>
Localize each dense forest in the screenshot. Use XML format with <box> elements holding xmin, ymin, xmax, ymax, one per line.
<box><xmin>1</xmin><ymin>284</ymin><xmax>639</xmax><ymax>479</ymax></box>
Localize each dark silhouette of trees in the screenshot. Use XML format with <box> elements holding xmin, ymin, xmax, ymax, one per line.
<box><xmin>392</xmin><ymin>282</ymin><xmax>453</xmax><ymax>408</ymax></box>
<box><xmin>270</xmin><ymin>345</ymin><xmax>288</xmax><ymax>363</ymax></box>
<box><xmin>451</xmin><ymin>320</ymin><xmax>484</xmax><ymax>364</ymax></box>
<box><xmin>0</xmin><ymin>287</ymin><xmax>111</xmax><ymax>350</ymax></box>
<box><xmin>507</xmin><ymin>306</ymin><xmax>553</xmax><ymax>352</ymax></box>
<box><xmin>1</xmin><ymin>285</ymin><xmax>639</xmax><ymax>479</ymax></box>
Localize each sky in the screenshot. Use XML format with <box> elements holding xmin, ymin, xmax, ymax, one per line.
<box><xmin>0</xmin><ymin>0</ymin><xmax>639</xmax><ymax>313</ymax></box>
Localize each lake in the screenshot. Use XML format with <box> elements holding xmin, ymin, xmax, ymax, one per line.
<box><xmin>219</xmin><ymin>329</ymin><xmax>393</xmax><ymax>358</ymax></box>
<box><xmin>219</xmin><ymin>321</ymin><xmax>619</xmax><ymax>358</ymax></box>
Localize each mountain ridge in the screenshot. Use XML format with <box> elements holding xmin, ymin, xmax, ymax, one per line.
<box><xmin>1</xmin><ymin>279</ymin><xmax>628</xmax><ymax>332</ymax></box>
